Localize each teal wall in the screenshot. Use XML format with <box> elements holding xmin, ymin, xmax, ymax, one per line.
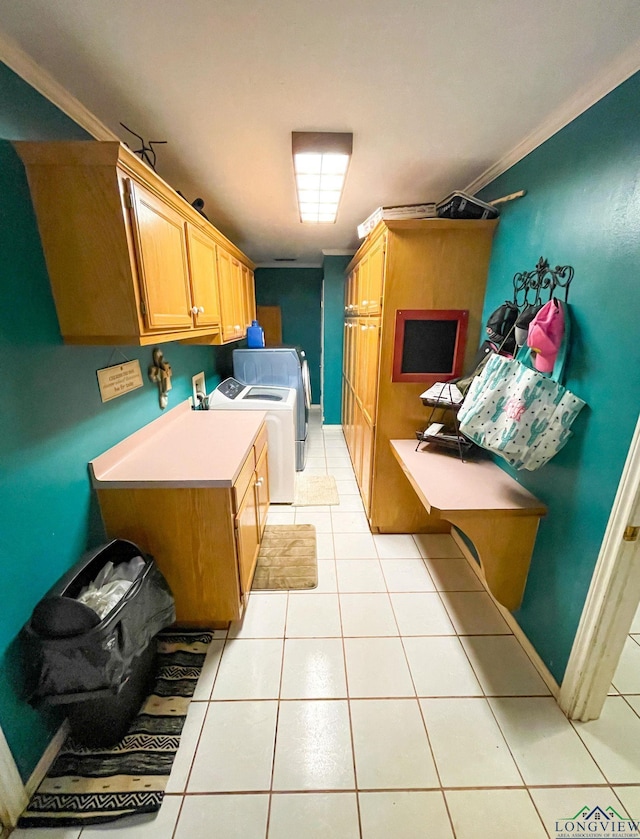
<box><xmin>476</xmin><ymin>70</ymin><xmax>640</xmax><ymax>682</ymax></box>
<box><xmin>0</xmin><ymin>63</ymin><xmax>227</xmax><ymax>781</ymax></box>
<box><xmin>254</xmin><ymin>267</ymin><xmax>323</xmax><ymax>403</ymax></box>
<box><xmin>322</xmin><ymin>256</ymin><xmax>351</xmax><ymax>423</ymax></box>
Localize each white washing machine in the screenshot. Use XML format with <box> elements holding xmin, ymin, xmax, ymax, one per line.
<box><xmin>207</xmin><ymin>378</ymin><xmax>296</xmax><ymax>503</ymax></box>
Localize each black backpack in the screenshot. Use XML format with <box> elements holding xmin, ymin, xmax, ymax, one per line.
<box><xmin>485</xmin><ymin>301</ymin><xmax>518</xmax><ymax>355</ymax></box>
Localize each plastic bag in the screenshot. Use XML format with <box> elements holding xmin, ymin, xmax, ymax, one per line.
<box><xmin>77</xmin><ymin>556</ymin><xmax>145</xmax><ymax>618</ymax></box>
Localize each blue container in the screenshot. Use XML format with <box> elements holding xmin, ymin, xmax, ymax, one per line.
<box><xmin>247</xmin><ymin>320</ymin><xmax>265</xmax><ymax>348</ymax></box>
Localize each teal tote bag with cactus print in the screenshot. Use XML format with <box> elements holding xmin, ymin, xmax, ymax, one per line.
<box><xmin>458</xmin><ymin>302</ymin><xmax>585</xmax><ymax>471</ymax></box>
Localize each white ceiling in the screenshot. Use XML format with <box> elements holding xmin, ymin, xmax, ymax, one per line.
<box><xmin>2</xmin><ymin>1</ymin><xmax>640</xmax><ymax>266</ymax></box>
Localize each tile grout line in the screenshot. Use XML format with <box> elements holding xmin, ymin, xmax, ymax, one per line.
<box><xmin>336</xmin><ymin>565</ymin><xmax>364</xmax><ymax>839</ymax></box>
<box><xmin>169</xmin><ymin>793</ymin><xmax>187</xmax><ymax>839</ymax></box>
<box><xmin>264</xmin><ymin>603</ymin><xmax>289</xmax><ymax>839</ymax></box>
<box><xmin>621</xmin><ymin>695</ymin><xmax>640</xmax><ymax>718</ymax></box>
<box><xmin>568</xmin><ymin>697</ymin><xmax>637</xmax><ymax>787</ymax></box>
<box><xmin>167</xmin><ymin>781</ymin><xmax>633</xmax><ymax>795</ymax></box>
<box><xmin>180</xmin><ymin>632</ymin><xmax>229</xmax><ymax>800</ymax></box>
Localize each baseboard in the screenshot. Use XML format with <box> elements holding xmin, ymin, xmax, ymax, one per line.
<box><xmin>24</xmin><ymin>720</ymin><xmax>69</xmax><ymax>801</ymax></box>
<box><xmin>0</xmin><ymin>726</ymin><xmax>28</xmax><ymax>831</ymax></box>
<box><xmin>450</xmin><ymin>529</ymin><xmax>560</xmax><ymax>697</ymax></box>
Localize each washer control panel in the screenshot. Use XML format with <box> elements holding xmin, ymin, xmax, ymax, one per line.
<box><xmin>216</xmin><ymin>377</ymin><xmax>246</xmax><ymax>400</ymax></box>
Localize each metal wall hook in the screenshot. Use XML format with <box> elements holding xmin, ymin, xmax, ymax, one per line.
<box><xmin>148</xmin><ymin>347</ymin><xmax>173</xmax><ymax>409</ymax></box>
<box><xmin>513</xmin><ymin>257</ymin><xmax>575</xmax><ymax>306</ymax></box>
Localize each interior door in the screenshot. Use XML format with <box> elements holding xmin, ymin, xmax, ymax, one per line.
<box><xmin>257</xmin><ymin>305</ymin><xmax>283</xmax><ymax>345</ymax></box>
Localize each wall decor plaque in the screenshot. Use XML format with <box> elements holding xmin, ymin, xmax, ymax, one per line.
<box><xmin>97</xmin><ymin>360</ymin><xmax>144</xmax><ymax>402</ymax></box>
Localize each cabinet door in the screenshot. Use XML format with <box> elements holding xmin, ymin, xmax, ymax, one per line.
<box><xmin>128</xmin><ymin>180</ymin><xmax>194</xmax><ymax>330</ymax></box>
<box><xmin>343</xmin><ymin>320</ymin><xmax>350</xmax><ymax>383</ymax></box>
<box><xmin>352</xmin><ymin>397</ymin><xmax>365</xmax><ymax>484</ymax></box>
<box><xmin>185</xmin><ymin>223</ymin><xmax>221</xmax><ymax>328</ymax></box>
<box><xmin>236</xmin><ymin>480</ymin><xmax>260</xmax><ymax>594</ymax></box>
<box><xmin>242</xmin><ymin>264</ymin><xmax>256</xmax><ymax>330</ymax></box>
<box><xmin>217</xmin><ymin>246</ymin><xmax>238</xmax><ymax>341</ymax></box>
<box><xmin>362</xmin><ymin>318</ymin><xmax>381</xmax><ymax>425</ymax></box>
<box><xmin>344</xmin><ymin>381</ymin><xmax>355</xmax><ymax>458</ymax></box>
<box><xmin>230</xmin><ymin>256</ymin><xmax>245</xmax><ymax>338</ymax></box>
<box><xmin>360</xmin><ymin>415</ymin><xmax>375</xmax><ymax>514</ymax></box>
<box><xmin>358</xmin><ymin>253</ymin><xmax>370</xmax><ymax>314</ymax></box>
<box><xmin>255</xmin><ymin>444</ymin><xmax>270</xmax><ymax>538</ymax></box>
<box><xmin>354</xmin><ymin>320</ymin><xmax>369</xmax><ymax>402</ymax></box>
<box><xmin>367</xmin><ymin>237</ymin><xmax>385</xmax><ymax>315</ymax></box>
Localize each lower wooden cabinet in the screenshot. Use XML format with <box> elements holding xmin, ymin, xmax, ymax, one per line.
<box><xmin>96</xmin><ymin>428</ymin><xmax>270</xmax><ymax>626</ymax></box>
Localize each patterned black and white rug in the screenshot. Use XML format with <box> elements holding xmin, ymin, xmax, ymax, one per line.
<box><xmin>18</xmin><ymin>629</ymin><xmax>213</xmax><ymax>828</ymax></box>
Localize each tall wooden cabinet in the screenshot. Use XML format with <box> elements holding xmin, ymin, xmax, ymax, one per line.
<box><xmin>342</xmin><ymin>218</ymin><xmax>498</xmax><ymax>533</ymax></box>
<box><xmin>14</xmin><ymin>141</ymin><xmax>255</xmax><ymax>345</ymax></box>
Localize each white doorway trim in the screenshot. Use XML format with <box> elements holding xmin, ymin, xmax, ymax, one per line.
<box><xmin>0</xmin><ymin>724</ymin><xmax>27</xmax><ymax>833</ymax></box>
<box><xmin>320</xmin><ymin>279</ymin><xmax>325</xmax><ymax>422</ymax></box>
<box><xmin>559</xmin><ymin>412</ymin><xmax>640</xmax><ymax>721</ymax></box>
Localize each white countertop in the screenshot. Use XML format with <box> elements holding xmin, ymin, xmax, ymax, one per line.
<box><xmin>90</xmin><ymin>401</ymin><xmax>266</xmax><ymax>488</ymax></box>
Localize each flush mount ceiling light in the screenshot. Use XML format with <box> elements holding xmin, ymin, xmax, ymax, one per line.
<box><xmin>292</xmin><ymin>132</ymin><xmax>353</xmax><ymax>224</ymax></box>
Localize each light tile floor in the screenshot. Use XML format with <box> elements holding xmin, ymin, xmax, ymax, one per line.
<box><xmin>14</xmin><ymin>412</ymin><xmax>640</xmax><ymax>838</ymax></box>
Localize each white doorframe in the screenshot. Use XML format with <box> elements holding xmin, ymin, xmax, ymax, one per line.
<box><xmin>0</xmin><ymin>724</ymin><xmax>28</xmax><ymax>833</ymax></box>
<box><xmin>320</xmin><ymin>279</ymin><xmax>325</xmax><ymax>422</ymax></box>
<box><xmin>560</xmin><ymin>412</ymin><xmax>640</xmax><ymax>721</ymax></box>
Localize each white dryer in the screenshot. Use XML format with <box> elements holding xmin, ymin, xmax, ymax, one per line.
<box><xmin>207</xmin><ymin>378</ymin><xmax>296</xmax><ymax>503</ymax></box>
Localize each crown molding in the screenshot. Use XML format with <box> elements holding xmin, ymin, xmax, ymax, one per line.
<box><xmin>0</xmin><ymin>28</ymin><xmax>117</xmax><ymax>140</ymax></box>
<box><xmin>255</xmin><ymin>261</ymin><xmax>322</xmax><ymax>269</ymax></box>
<box><xmin>464</xmin><ymin>36</ymin><xmax>640</xmax><ymax>196</ymax></box>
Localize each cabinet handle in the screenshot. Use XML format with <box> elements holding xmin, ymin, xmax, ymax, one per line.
<box><xmin>190</xmin><ymin>306</ymin><xmax>199</xmax><ymax>315</ymax></box>
<box><xmin>362</xmin><ymin>300</ymin><xmax>368</xmax><ymax>305</ymax></box>
<box><xmin>235</xmin><ymin>324</ymin><xmax>240</xmax><ymax>330</ymax></box>
<box><xmin>198</xmin><ymin>306</ymin><xmax>205</xmax><ymax>314</ymax></box>
<box><xmin>255</xmin><ymin>478</ymin><xmax>263</xmax><ymax>487</ymax></box>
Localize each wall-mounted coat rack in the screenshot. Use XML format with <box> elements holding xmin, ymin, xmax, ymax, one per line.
<box><xmin>512</xmin><ymin>257</ymin><xmax>575</xmax><ymax>306</ymax></box>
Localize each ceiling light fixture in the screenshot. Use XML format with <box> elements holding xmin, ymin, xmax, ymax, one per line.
<box><xmin>292</xmin><ymin>132</ymin><xmax>353</xmax><ymax>224</ymax></box>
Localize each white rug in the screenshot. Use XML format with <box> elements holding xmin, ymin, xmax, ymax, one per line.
<box><xmin>293</xmin><ymin>474</ymin><xmax>340</xmax><ymax>506</ymax></box>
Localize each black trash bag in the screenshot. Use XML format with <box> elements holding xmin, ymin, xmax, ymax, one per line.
<box><xmin>21</xmin><ymin>539</ymin><xmax>175</xmax><ymax>706</ymax></box>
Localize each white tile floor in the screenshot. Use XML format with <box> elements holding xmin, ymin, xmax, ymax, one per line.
<box><xmin>14</xmin><ymin>411</ymin><xmax>640</xmax><ymax>838</ymax></box>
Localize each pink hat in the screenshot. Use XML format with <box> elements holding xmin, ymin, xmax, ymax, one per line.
<box><xmin>527</xmin><ymin>299</ymin><xmax>565</xmax><ymax>373</ymax></box>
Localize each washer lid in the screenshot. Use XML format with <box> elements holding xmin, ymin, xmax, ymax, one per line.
<box><xmin>243</xmin><ymin>386</ymin><xmax>289</xmax><ymax>401</ymax></box>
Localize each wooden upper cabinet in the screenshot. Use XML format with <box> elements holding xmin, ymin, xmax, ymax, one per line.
<box><xmin>13</xmin><ymin>140</ymin><xmax>253</xmax><ymax>345</ymax></box>
<box><xmin>128</xmin><ymin>180</ymin><xmax>193</xmax><ymax>330</ymax></box>
<box><xmin>185</xmin><ymin>222</ymin><xmax>221</xmax><ymax>328</ymax></box>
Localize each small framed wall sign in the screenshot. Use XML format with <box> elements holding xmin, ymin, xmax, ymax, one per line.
<box><xmin>97</xmin><ymin>360</ymin><xmax>144</xmax><ymax>402</ymax></box>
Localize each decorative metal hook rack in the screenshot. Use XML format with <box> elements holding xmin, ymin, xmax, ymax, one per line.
<box><xmin>120</xmin><ymin>123</ymin><xmax>167</xmax><ymax>172</ymax></box>
<box><xmin>512</xmin><ymin>257</ymin><xmax>574</xmax><ymax>307</ymax></box>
